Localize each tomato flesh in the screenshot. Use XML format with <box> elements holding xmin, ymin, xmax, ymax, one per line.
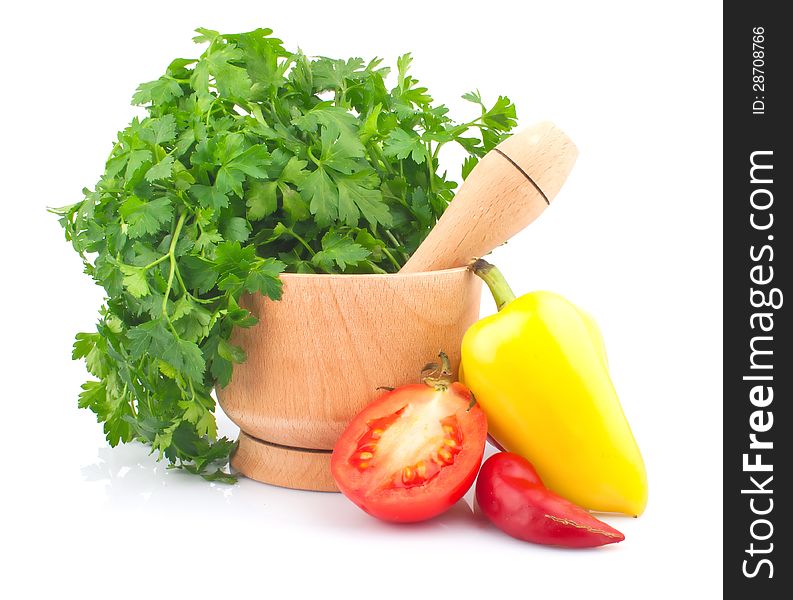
<box><xmin>331</xmin><ymin>382</ymin><xmax>487</xmax><ymax>523</ymax></box>
<box><xmin>350</xmin><ymin>401</ymin><xmax>463</xmax><ymax>488</ymax></box>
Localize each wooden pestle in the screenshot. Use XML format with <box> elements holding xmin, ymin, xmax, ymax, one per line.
<box><xmin>400</xmin><ymin>121</ymin><xmax>578</xmax><ymax>273</ymax></box>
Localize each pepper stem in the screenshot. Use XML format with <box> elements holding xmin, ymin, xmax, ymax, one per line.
<box><xmin>422</xmin><ymin>351</ymin><xmax>453</xmax><ymax>390</ymax></box>
<box><xmin>469</xmin><ymin>258</ymin><xmax>516</xmax><ymax>311</ymax></box>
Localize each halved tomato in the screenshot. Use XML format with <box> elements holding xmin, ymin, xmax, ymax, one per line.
<box><xmin>331</xmin><ymin>356</ymin><xmax>487</xmax><ymax>523</ymax></box>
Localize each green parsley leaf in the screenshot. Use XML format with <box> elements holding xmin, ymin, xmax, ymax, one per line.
<box><xmin>142</xmin><ymin>114</ymin><xmax>178</xmax><ymax>145</ymax></box>
<box><xmin>222</xmin><ymin>216</ymin><xmax>251</xmax><ymax>242</ymax></box>
<box><xmin>246</xmin><ymin>180</ymin><xmax>278</xmax><ymax>220</ymax></box>
<box><xmin>191</xmin><ymin>184</ymin><xmax>230</xmax><ymax>211</ymax></box>
<box><xmin>144</xmin><ymin>155</ymin><xmax>175</xmax><ymax>181</ymax></box>
<box><xmin>300</xmin><ymin>166</ymin><xmax>337</xmax><ymax>226</ymax></box>
<box><xmin>384</xmin><ymin>128</ymin><xmax>426</xmax><ymax>164</ymax></box>
<box><xmin>120</xmin><ymin>265</ymin><xmax>150</xmax><ymax>298</ymax></box>
<box><xmin>336</xmin><ymin>171</ymin><xmax>391</xmax><ymax>227</ymax></box>
<box><xmin>132</xmin><ymin>78</ymin><xmax>184</xmax><ymax>106</ymax></box>
<box><xmin>312</xmin><ymin>231</ymin><xmax>370</xmax><ymax>271</ymax></box>
<box><xmin>120</xmin><ymin>196</ymin><xmax>173</xmax><ymax>239</ymax></box>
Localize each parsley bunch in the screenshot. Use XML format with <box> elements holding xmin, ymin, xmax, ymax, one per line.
<box><xmin>53</xmin><ymin>27</ymin><xmax>518</xmax><ymax>481</ymax></box>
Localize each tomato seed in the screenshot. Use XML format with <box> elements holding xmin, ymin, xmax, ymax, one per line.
<box><xmin>402</xmin><ymin>467</ymin><xmax>414</xmax><ymax>483</ymax></box>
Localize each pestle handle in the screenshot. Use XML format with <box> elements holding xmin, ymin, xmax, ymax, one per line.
<box><xmin>400</xmin><ymin>121</ymin><xmax>578</xmax><ymax>273</ymax></box>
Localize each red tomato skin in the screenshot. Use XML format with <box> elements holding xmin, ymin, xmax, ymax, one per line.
<box><xmin>331</xmin><ymin>383</ymin><xmax>488</xmax><ymax>523</ymax></box>
<box><xmin>476</xmin><ymin>453</ymin><xmax>625</xmax><ymax>548</ymax></box>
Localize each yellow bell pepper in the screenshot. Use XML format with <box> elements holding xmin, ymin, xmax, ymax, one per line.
<box><xmin>461</xmin><ymin>260</ymin><xmax>648</xmax><ymax>516</ymax></box>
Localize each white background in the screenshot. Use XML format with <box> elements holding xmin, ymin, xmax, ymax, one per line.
<box><xmin>1</xmin><ymin>1</ymin><xmax>722</xmax><ymax>598</ymax></box>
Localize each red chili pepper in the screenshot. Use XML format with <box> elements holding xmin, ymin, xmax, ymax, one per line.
<box><xmin>475</xmin><ymin>452</ymin><xmax>625</xmax><ymax>548</ymax></box>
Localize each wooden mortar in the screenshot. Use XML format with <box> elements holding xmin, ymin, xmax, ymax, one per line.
<box><xmin>216</xmin><ymin>268</ymin><xmax>482</xmax><ymax>491</ymax></box>
<box><xmin>218</xmin><ymin>121</ymin><xmax>576</xmax><ymax>492</ymax></box>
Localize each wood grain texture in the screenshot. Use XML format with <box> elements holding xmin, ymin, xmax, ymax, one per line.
<box><xmin>216</xmin><ymin>268</ymin><xmax>482</xmax><ymax>461</ymax></box>
<box><xmin>400</xmin><ymin>121</ymin><xmax>578</xmax><ymax>273</ymax></box>
<box><xmin>231</xmin><ymin>431</ymin><xmax>338</xmax><ymax>492</ymax></box>
<box><xmin>495</xmin><ymin>121</ymin><xmax>578</xmax><ymax>201</ymax></box>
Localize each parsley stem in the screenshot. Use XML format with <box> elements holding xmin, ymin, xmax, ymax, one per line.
<box><xmin>307</xmin><ymin>146</ymin><xmax>320</xmax><ymax>166</ymax></box>
<box><xmin>174</xmin><ymin>267</ymin><xmax>219</xmax><ymax>305</ymax></box>
<box><xmin>205</xmin><ymin>99</ymin><xmax>219</xmax><ymax>127</ymax></box>
<box><xmin>281</xmin><ymin>225</ymin><xmax>315</xmax><ymax>256</ymax></box>
<box><xmin>267</xmin><ymin>100</ymin><xmax>288</xmax><ymax>128</ymax></box>
<box><xmin>432</xmin><ymin>142</ymin><xmax>443</xmax><ymax>163</ymax></box>
<box><xmin>457</xmin><ymin>114</ymin><xmax>486</xmax><ymax>132</ymax></box>
<box><xmin>162</xmin><ymin>212</ymin><xmax>187</xmax><ymax>323</ymax></box>
<box><xmin>126</xmin><ymin>386</ymin><xmax>137</xmax><ymax>418</ymax></box>
<box><xmin>367</xmin><ymin>143</ymin><xmax>394</xmax><ymax>175</ymax></box>
<box><xmin>174</xmin><ymin>265</ymin><xmax>189</xmax><ymax>295</ymax></box>
<box><xmin>366</xmin><ymin>261</ymin><xmax>388</xmax><ymax>274</ymax></box>
<box><xmin>192</xmin><ymin>294</ymin><xmax>225</xmax><ymax>304</ymax></box>
<box><xmin>384</xmin><ymin>230</ymin><xmax>410</xmax><ymax>263</ymax></box>
<box><xmin>426</xmin><ymin>142</ymin><xmax>436</xmax><ymax>193</ymax></box>
<box><xmin>382</xmin><ymin>189</ymin><xmax>409</xmax><ymax>209</ymax></box>
<box><xmin>381</xmin><ymin>246</ymin><xmax>401</xmax><ymax>270</ymax></box>
<box><xmin>143</xmin><ymin>253</ymin><xmax>170</xmax><ymax>271</ymax></box>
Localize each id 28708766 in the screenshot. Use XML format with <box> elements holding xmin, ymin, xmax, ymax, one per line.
<box><xmin>752</xmin><ymin>26</ymin><xmax>765</xmax><ymax>115</ymax></box>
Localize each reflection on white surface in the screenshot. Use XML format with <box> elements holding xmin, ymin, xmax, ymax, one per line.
<box><xmin>76</xmin><ymin>405</ymin><xmax>502</xmax><ymax>533</ymax></box>
<box><xmin>78</xmin><ymin>438</ymin><xmax>497</xmax><ymax>537</ymax></box>
<box><xmin>81</xmin><ymin>443</ymin><xmax>234</xmax><ymax>509</ymax></box>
